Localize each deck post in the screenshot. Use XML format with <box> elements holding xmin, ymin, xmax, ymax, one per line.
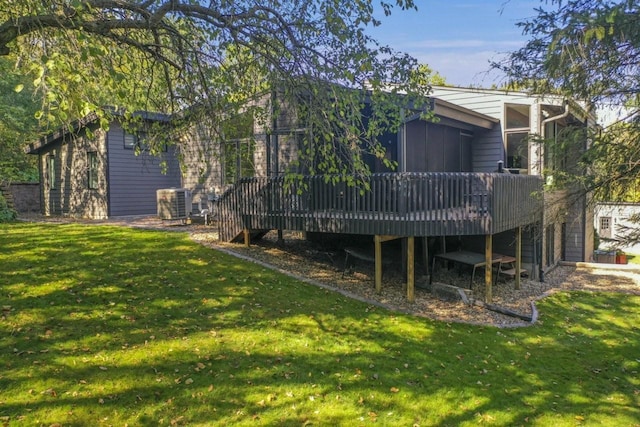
<box><xmin>243</xmin><ymin>229</ymin><xmax>251</xmax><ymax>247</ymax></box>
<box><xmin>485</xmin><ymin>234</ymin><xmax>493</xmax><ymax>303</ymax></box>
<box><xmin>422</xmin><ymin>237</ymin><xmax>429</xmax><ymax>278</ymax></box>
<box><xmin>374</xmin><ymin>235</ymin><xmax>383</xmax><ymax>293</ymax></box>
<box><xmin>515</xmin><ymin>226</ymin><xmax>522</xmax><ymax>290</ymax></box>
<box><xmin>407</xmin><ymin>236</ymin><xmax>415</xmax><ymax>302</ymax></box>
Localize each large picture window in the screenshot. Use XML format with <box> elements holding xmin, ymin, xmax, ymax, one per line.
<box><xmin>222</xmin><ymin>112</ymin><xmax>255</xmax><ymax>184</ymax></box>
<box><xmin>224</xmin><ymin>139</ymin><xmax>255</xmax><ymax>184</ymax></box>
<box><xmin>504</xmin><ymin>104</ymin><xmax>531</xmax><ymax>172</ymax></box>
<box><xmin>506</xmin><ymin>132</ymin><xmax>529</xmax><ymax>169</ymax></box>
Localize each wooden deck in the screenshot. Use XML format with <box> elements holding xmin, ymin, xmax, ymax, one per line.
<box><xmin>216</xmin><ymin>172</ymin><xmax>541</xmax><ymax>303</ymax></box>
<box><xmin>218</xmin><ymin>172</ymin><xmax>543</xmax><ymax>242</ymax></box>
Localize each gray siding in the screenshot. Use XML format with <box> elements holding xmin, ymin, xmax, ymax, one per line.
<box><xmin>179</xmin><ymin>123</ymin><xmax>224</xmax><ymax>205</ymax></box>
<box><xmin>106</xmin><ymin>122</ymin><xmax>181</xmax><ymax>216</ymax></box>
<box><xmin>39</xmin><ymin>125</ymin><xmax>109</xmax><ymax>218</ymax></box>
<box><xmin>430</xmin><ymin>87</ymin><xmax>527</xmax><ymax>173</ymax></box>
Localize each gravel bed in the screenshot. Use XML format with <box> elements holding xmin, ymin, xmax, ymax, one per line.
<box><xmin>191</xmin><ymin>229</ymin><xmax>640</xmax><ymax>328</ymax></box>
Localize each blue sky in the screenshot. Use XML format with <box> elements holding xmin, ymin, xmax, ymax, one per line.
<box><xmin>367</xmin><ymin>1</ymin><xmax>540</xmax><ymax>87</ymax></box>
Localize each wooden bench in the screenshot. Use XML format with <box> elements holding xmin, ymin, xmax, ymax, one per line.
<box><xmin>342</xmin><ymin>247</ymin><xmax>392</xmax><ymax>278</ymax></box>
<box><xmin>493</xmin><ymin>253</ymin><xmax>528</xmax><ymax>279</ymax></box>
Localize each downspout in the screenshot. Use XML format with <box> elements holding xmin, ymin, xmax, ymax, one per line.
<box><xmin>538</xmin><ymin>100</ymin><xmax>570</xmax><ymax>281</ymax></box>
<box><xmin>399</xmin><ymin>109</ymin><xmax>407</xmax><ymax>172</ymax></box>
<box><xmin>105</xmin><ymin>130</ymin><xmax>111</xmax><ymax>218</ymax></box>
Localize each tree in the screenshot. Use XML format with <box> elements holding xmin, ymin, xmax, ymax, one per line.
<box><xmin>0</xmin><ymin>56</ymin><xmax>40</xmax><ymax>183</ymax></box>
<box><xmin>496</xmin><ymin>0</ymin><xmax>640</xmax><ymax>245</ymax></box>
<box><xmin>0</xmin><ymin>0</ymin><xmax>434</xmax><ymax>179</ymax></box>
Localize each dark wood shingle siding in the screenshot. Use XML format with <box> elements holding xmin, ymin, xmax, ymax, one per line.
<box><xmin>106</xmin><ymin>123</ymin><xmax>181</xmax><ymax>216</ymax></box>
<box><xmin>37</xmin><ymin>127</ymin><xmax>109</xmax><ymax>218</ymax></box>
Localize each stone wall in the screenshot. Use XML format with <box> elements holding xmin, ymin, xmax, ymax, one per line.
<box><xmin>3</xmin><ymin>183</ymin><xmax>41</xmax><ymax>213</ymax></box>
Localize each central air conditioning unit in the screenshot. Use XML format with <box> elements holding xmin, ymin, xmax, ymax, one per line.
<box><xmin>157</xmin><ymin>188</ymin><xmax>192</xmax><ymax>220</ymax></box>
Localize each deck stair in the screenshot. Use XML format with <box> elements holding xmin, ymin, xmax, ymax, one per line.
<box><xmin>229</xmin><ymin>229</ymin><xmax>271</xmax><ymax>244</ymax></box>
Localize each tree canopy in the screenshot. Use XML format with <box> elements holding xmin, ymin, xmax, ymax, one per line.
<box><xmin>0</xmin><ymin>56</ymin><xmax>39</xmax><ymax>182</ymax></box>
<box><xmin>0</xmin><ymin>0</ymin><xmax>436</xmax><ymax>178</ymax></box>
<box><xmin>497</xmin><ymin>0</ymin><xmax>640</xmax><ymax>204</ymax></box>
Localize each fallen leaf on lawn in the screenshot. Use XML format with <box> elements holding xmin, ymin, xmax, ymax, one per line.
<box><xmin>390</xmin><ymin>387</ymin><xmax>399</xmax><ymax>393</ymax></box>
<box><xmin>185</xmin><ymin>378</ymin><xmax>193</xmax><ymax>385</ymax></box>
<box><xmin>99</xmin><ymin>366</ymin><xmax>107</xmax><ymax>371</ymax></box>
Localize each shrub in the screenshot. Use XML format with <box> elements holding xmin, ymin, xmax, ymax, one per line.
<box><xmin>0</xmin><ymin>192</ymin><xmax>17</xmax><ymax>222</ymax></box>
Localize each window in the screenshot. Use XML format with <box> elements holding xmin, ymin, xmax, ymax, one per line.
<box><xmin>506</xmin><ymin>104</ymin><xmax>530</xmax><ymax>129</ymax></box>
<box><xmin>506</xmin><ymin>132</ymin><xmax>529</xmax><ymax>169</ymax></box>
<box><xmin>222</xmin><ymin>112</ymin><xmax>255</xmax><ymax>184</ymax></box>
<box><xmin>124</xmin><ymin>132</ymin><xmax>137</xmax><ymax>149</ymax></box>
<box><xmin>124</xmin><ymin>132</ymin><xmax>150</xmax><ymax>150</ymax></box>
<box><xmin>599</xmin><ymin>216</ymin><xmax>611</xmax><ymax>238</ymax></box>
<box><xmin>504</xmin><ymin>104</ymin><xmax>531</xmax><ymax>171</ymax></box>
<box><xmin>224</xmin><ymin>139</ymin><xmax>255</xmax><ymax>184</ymax></box>
<box><xmin>47</xmin><ymin>156</ymin><xmax>56</xmax><ymax>189</ymax></box>
<box><xmin>88</xmin><ymin>152</ymin><xmax>99</xmax><ymax>189</ymax></box>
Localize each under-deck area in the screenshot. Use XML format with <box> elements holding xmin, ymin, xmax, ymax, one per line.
<box><xmin>217</xmin><ymin>172</ymin><xmax>543</xmax><ymax>302</ymax></box>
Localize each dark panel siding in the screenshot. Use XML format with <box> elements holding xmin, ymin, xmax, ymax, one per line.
<box><xmin>107</xmin><ymin>123</ymin><xmax>181</xmax><ymax>216</ymax></box>
<box><xmin>406</xmin><ymin>120</ymin><xmax>427</xmax><ymax>172</ymax></box>
<box><xmin>564</xmin><ymin>197</ymin><xmax>586</xmax><ymax>262</ymax></box>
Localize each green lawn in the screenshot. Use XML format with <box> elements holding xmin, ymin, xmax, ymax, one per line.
<box><xmin>626</xmin><ymin>253</ymin><xmax>640</xmax><ymax>265</ymax></box>
<box><xmin>1</xmin><ymin>223</ymin><xmax>639</xmax><ymax>426</ymax></box>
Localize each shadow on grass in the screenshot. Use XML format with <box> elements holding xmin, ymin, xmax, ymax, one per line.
<box><xmin>1</xmin><ymin>223</ymin><xmax>639</xmax><ymax>425</ymax></box>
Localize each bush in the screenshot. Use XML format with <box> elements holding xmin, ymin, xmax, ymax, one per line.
<box><xmin>0</xmin><ymin>192</ymin><xmax>17</xmax><ymax>222</ymax></box>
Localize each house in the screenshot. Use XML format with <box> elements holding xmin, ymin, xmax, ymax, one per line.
<box><xmin>595</xmin><ymin>202</ymin><xmax>640</xmax><ymax>252</ymax></box>
<box><xmin>25</xmin><ymin>111</ymin><xmax>182</xmax><ymax>219</ymax></box>
<box><xmin>25</xmin><ymin>85</ymin><xmax>597</xmax><ymax>302</ymax></box>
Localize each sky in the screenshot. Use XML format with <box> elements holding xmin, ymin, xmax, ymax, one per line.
<box><xmin>367</xmin><ymin>1</ymin><xmax>540</xmax><ymax>87</ymax></box>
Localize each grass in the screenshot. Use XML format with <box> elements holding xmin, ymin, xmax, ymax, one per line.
<box><xmin>1</xmin><ymin>223</ymin><xmax>639</xmax><ymax>426</ymax></box>
<box><xmin>626</xmin><ymin>253</ymin><xmax>640</xmax><ymax>265</ymax></box>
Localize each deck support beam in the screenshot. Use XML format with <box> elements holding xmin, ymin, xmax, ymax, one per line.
<box><xmin>515</xmin><ymin>226</ymin><xmax>522</xmax><ymax>290</ymax></box>
<box><xmin>422</xmin><ymin>237</ymin><xmax>429</xmax><ymax>278</ymax></box>
<box><xmin>374</xmin><ymin>235</ymin><xmax>415</xmax><ymax>302</ymax></box>
<box><xmin>374</xmin><ymin>235</ymin><xmax>384</xmax><ymax>293</ymax></box>
<box><xmin>243</xmin><ymin>229</ymin><xmax>250</xmax><ymax>247</ymax></box>
<box><xmin>407</xmin><ymin>236</ymin><xmax>415</xmax><ymax>302</ymax></box>
<box><xmin>485</xmin><ymin>234</ymin><xmax>493</xmax><ymax>303</ymax></box>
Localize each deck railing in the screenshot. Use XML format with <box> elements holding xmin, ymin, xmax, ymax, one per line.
<box><xmin>218</xmin><ymin>172</ymin><xmax>543</xmax><ymax>241</ymax></box>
